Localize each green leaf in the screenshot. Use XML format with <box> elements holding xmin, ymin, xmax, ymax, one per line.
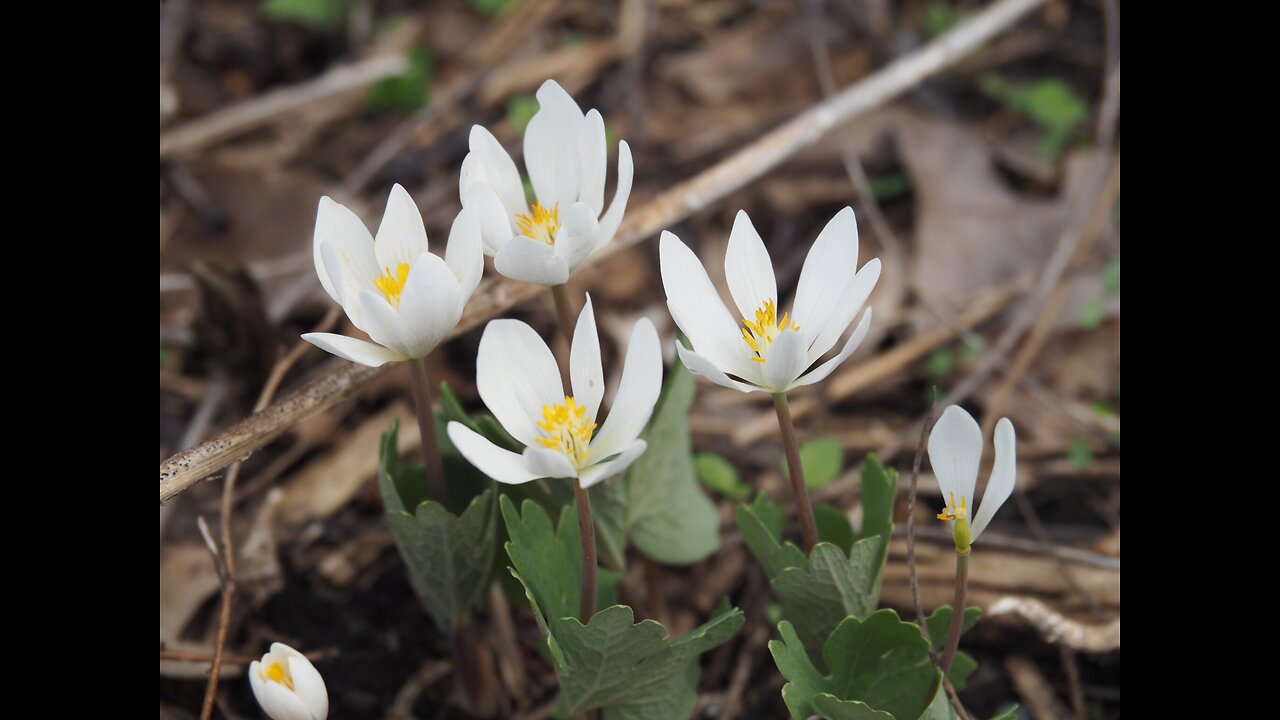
<box><xmin>507</xmin><ymin>94</ymin><xmax>540</xmax><ymax>135</ymax></box>
<box><xmin>923</xmin><ymin>2</ymin><xmax>967</xmax><ymax>38</ymax></box>
<box><xmin>380</xmin><ymin>421</ymin><xmax>497</xmax><ymax>634</ymax></box>
<box><xmin>736</xmin><ymin>494</ymin><xmax>806</xmax><ymax>580</ymax></box>
<box><xmin>1068</xmin><ymin>437</ymin><xmax>1094</xmax><ymax>471</ymax></box>
<box><xmin>923</xmin><ymin>605</ymin><xmax>981</xmax><ymax>690</ymax></box>
<box><xmin>1103</xmin><ymin>259</ymin><xmax>1121</xmax><ymax>295</ymax></box>
<box><xmin>1078</xmin><ymin>298</ymin><xmax>1106</xmax><ymax>329</ymax></box>
<box><xmin>815</xmin><ymin>504</ymin><xmax>855</xmax><ymax>554</ymax></box>
<box><xmin>262</xmin><ymin>0</ymin><xmax>349</xmax><ymax>28</ymax></box>
<box><xmin>599</xmin><ymin>364</ymin><xmax>721</xmax><ymax>565</ymax></box>
<box><xmin>368</xmin><ymin>44</ymin><xmax>433</xmax><ymax>114</ymax></box>
<box><xmin>467</xmin><ymin>0</ymin><xmax>521</xmax><ymax>16</ymax></box>
<box><xmin>696</xmin><ymin>452</ymin><xmax>751</xmax><ymax>499</ymax></box>
<box><xmin>501</xmin><ymin>496</ymin><xmax>585</xmax><ymax>624</ymax></box>
<box><xmin>928</xmin><ymin>348</ymin><xmax>955</xmax><ymax>377</ymax></box>
<box><xmin>742</xmin><ymin>457</ymin><xmax>898</xmax><ymax>661</ymax></box>
<box><xmin>772</xmin><ymin>610</ymin><xmax>937</xmax><ymax>720</ymax></box>
<box><xmin>782</xmin><ymin>437</ymin><xmax>844</xmax><ymax>490</ymax></box>
<box><xmin>502</xmin><ymin>497</ymin><xmax>743</xmax><ymax>718</ymax></box>
<box><xmin>869</xmin><ymin>172</ymin><xmax>911</xmax><ymax>201</ymax></box>
<box><xmin>812</xmin><ymin>694</ymin><xmax>894</xmax><ymax>720</ymax></box>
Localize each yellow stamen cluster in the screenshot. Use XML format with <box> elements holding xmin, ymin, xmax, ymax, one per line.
<box><xmin>516</xmin><ymin>202</ymin><xmax>562</xmax><ymax>246</ymax></box>
<box><xmin>741</xmin><ymin>299</ymin><xmax>800</xmax><ymax>363</ymax></box>
<box><xmin>374</xmin><ymin>262</ymin><xmax>412</xmax><ymax>308</ymax></box>
<box><xmin>936</xmin><ymin>492</ymin><xmax>969</xmax><ymax>522</ymax></box>
<box><xmin>265</xmin><ymin>662</ymin><xmax>295</xmax><ymax>691</ymax></box>
<box><xmin>535</xmin><ymin>395</ymin><xmax>596</xmax><ymax>466</ymax></box>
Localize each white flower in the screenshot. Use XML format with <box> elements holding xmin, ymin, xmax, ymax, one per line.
<box><xmin>302</xmin><ymin>184</ymin><xmax>483</xmax><ymax>367</ymax></box>
<box><xmin>446</xmin><ymin>296</ymin><xmax>660</xmax><ymax>488</ymax></box>
<box><xmin>248</xmin><ymin>642</ymin><xmax>328</xmax><ymax>720</ymax></box>
<box><xmin>659</xmin><ymin>207</ymin><xmax>881</xmax><ymax>394</ymax></box>
<box><xmin>459</xmin><ymin>79</ymin><xmax>634</xmax><ymax>286</ymax></box>
<box><xmin>927</xmin><ymin>406</ymin><xmax>1017</xmax><ymax>551</ymax></box>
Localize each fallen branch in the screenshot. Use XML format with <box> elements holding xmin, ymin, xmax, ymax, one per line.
<box><xmin>988</xmin><ymin>597</ymin><xmax>1121</xmax><ymax>653</ymax></box>
<box><xmin>159</xmin><ymin>0</ymin><xmax>1049</xmax><ymax>504</ymax></box>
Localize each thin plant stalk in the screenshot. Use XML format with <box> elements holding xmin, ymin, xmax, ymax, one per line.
<box><xmin>574</xmin><ymin>479</ymin><xmax>599</xmax><ymax>622</ymax></box>
<box><xmin>939</xmin><ymin>552</ymin><xmax>971</xmax><ymax>675</ymax></box>
<box><xmin>551</xmin><ymin>283</ymin><xmax>576</xmax><ymax>343</ymax></box>
<box><xmin>773</xmin><ymin>392</ymin><xmax>820</xmax><ymax>550</ymax></box>
<box><xmin>407</xmin><ymin>356</ymin><xmax>446</xmax><ymax>504</ymax></box>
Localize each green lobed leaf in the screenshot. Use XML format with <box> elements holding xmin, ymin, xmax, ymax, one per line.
<box><xmin>744</xmin><ymin>456</ymin><xmax>899</xmax><ymax>661</ymax></box>
<box><xmin>367</xmin><ymin>44</ymin><xmax>433</xmax><ymax>114</ymax></box>
<box><xmin>380</xmin><ymin>421</ymin><xmax>497</xmax><ymax>634</ymax></box>
<box><xmin>919</xmin><ymin>687</ymin><xmax>1019</xmax><ymax>720</ymax></box>
<box><xmin>595</xmin><ymin>364</ymin><xmax>720</xmax><ymax>566</ymax></box>
<box><xmin>771</xmin><ymin>610</ymin><xmax>937</xmax><ymax>720</ymax></box>
<box><xmin>696</xmin><ymin>452</ymin><xmax>751</xmax><ymax>499</ymax></box>
<box><xmin>502</xmin><ymin>496</ymin><xmax>743</xmax><ymax>718</ymax></box>
<box><xmin>923</xmin><ymin>605</ymin><xmax>981</xmax><ymax>690</ymax></box>
<box><xmin>815</xmin><ymin>504</ymin><xmax>855</xmax><ymax>554</ymax></box>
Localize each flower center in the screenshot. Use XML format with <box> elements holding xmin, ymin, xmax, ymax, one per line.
<box><xmin>741</xmin><ymin>299</ymin><xmax>800</xmax><ymax>363</ymax></box>
<box><xmin>374</xmin><ymin>262</ymin><xmax>411</xmax><ymax>308</ymax></box>
<box><xmin>936</xmin><ymin>492</ymin><xmax>968</xmax><ymax>522</ymax></box>
<box><xmin>535</xmin><ymin>395</ymin><xmax>596</xmax><ymax>467</ymax></box>
<box><xmin>516</xmin><ymin>202</ymin><xmax>562</xmax><ymax>246</ymax></box>
<box><xmin>265</xmin><ymin>661</ymin><xmax>295</xmax><ymax>691</ymax></box>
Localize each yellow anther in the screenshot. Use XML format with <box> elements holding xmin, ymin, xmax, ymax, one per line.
<box><xmin>741</xmin><ymin>299</ymin><xmax>801</xmax><ymax>364</ymax></box>
<box><xmin>516</xmin><ymin>202</ymin><xmax>562</xmax><ymax>246</ymax></box>
<box><xmin>374</xmin><ymin>262</ymin><xmax>412</xmax><ymax>308</ymax></box>
<box><xmin>534</xmin><ymin>395</ymin><xmax>596</xmax><ymax>467</ymax></box>
<box><xmin>265</xmin><ymin>662</ymin><xmax>295</xmax><ymax>691</ymax></box>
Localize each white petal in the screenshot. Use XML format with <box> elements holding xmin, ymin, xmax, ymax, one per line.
<box><xmin>579</xmin><ymin>440</ymin><xmax>647</xmax><ymax>488</ymax></box>
<box><xmin>476</xmin><ymin>319</ymin><xmax>565</xmax><ymax>447</ymax></box>
<box><xmin>357</xmin><ymin>290</ymin><xmax>407</xmax><ymax>355</ymax></box>
<box><xmin>313</xmin><ymin>197</ymin><xmax>375</xmax><ymax>304</ymax></box>
<box><xmin>302</xmin><ymin>332</ymin><xmax>404</xmax><ymax>367</ymax></box>
<box><xmin>494</xmin><ymin>235</ymin><xmax>570</xmax><ymax>286</ymax></box>
<box><xmin>317</xmin><ymin>203</ymin><xmax>379</xmax><ymax>308</ymax></box>
<box><xmin>764</xmin><ymin>330</ymin><xmax>808</xmax><ymax>392</ymax></box>
<box><xmin>444</xmin><ymin>206</ymin><xmax>484</xmax><ymax>299</ymax></box>
<box><xmin>318</xmin><ymin>241</ymin><xmax>356</xmax><ymax>324</ymax></box>
<box><xmin>397</xmin><ymin>253</ymin><xmax>465</xmax><ymax>359</ymax></box>
<box><xmin>463</xmin><ymin>183</ymin><xmax>515</xmax><ymax>256</ymax></box>
<box><xmin>807</xmin><ymin>258</ymin><xmax>880</xmax><ymax>362</ymax></box>
<box><xmin>928</xmin><ymin>406</ymin><xmax>983</xmax><ymax>508</ymax></box>
<box><xmin>659</xmin><ymin>231</ymin><xmax>757</xmax><ymax>380</ymax></box>
<box><xmin>971</xmin><ymin>418</ymin><xmax>1017</xmax><ymax>540</ymax></box>
<box><xmin>286</xmin><ymin>656</ymin><xmax>328</xmax><ymax>720</ymax></box>
<box><xmin>596</xmin><ymin>140</ymin><xmax>633</xmax><ymax>251</ymax></box>
<box><xmin>447</xmin><ymin>422</ymin><xmax>542</xmax><ymax>485</ymax></box>
<box><xmin>374</xmin><ymin>184</ymin><xmax>429</xmax><ymax>271</ymax></box>
<box><xmin>570</xmin><ymin>295</ymin><xmax>605</xmax><ymax>423</ymax></box>
<box><xmin>558</xmin><ymin>201</ymin><xmax>599</xmax><ymax>273</ymax></box>
<box><xmin>525</xmin><ymin>79</ymin><xmax>585</xmax><ymax>210</ymax></box>
<box><xmin>788</xmin><ymin>308</ymin><xmax>872</xmax><ymax>390</ymax></box>
<box><xmin>522</xmin><ymin>446</ymin><xmax>579</xmax><ymax>479</ymax></box>
<box><xmin>466</xmin><ymin>125</ymin><xmax>527</xmax><ymax>220</ymax></box>
<box><xmin>675</xmin><ymin>341</ymin><xmax>760</xmax><ymax>393</ymax></box>
<box><xmin>590</xmin><ymin>318</ymin><xmax>662</xmax><ymax>457</ymax></box>
<box><xmin>578</xmin><ymin>108</ymin><xmax>607</xmax><ymax>215</ymax></box>
<box><xmin>791</xmin><ymin>206</ymin><xmax>858</xmax><ymax>334</ymax></box>
<box><xmin>724</xmin><ymin>210</ymin><xmax>777</xmax><ymax>320</ymax></box>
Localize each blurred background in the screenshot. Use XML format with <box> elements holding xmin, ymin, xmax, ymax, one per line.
<box><xmin>159</xmin><ymin>0</ymin><xmax>1120</xmax><ymax>718</ymax></box>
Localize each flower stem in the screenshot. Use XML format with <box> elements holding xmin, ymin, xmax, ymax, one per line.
<box><xmin>407</xmin><ymin>356</ymin><xmax>446</xmax><ymax>504</ymax></box>
<box><xmin>551</xmin><ymin>283</ymin><xmax>576</xmax><ymax>344</ymax></box>
<box><xmin>939</xmin><ymin>552</ymin><xmax>971</xmax><ymax>676</ymax></box>
<box><xmin>573</xmin><ymin>478</ymin><xmax>599</xmax><ymax>623</ymax></box>
<box><xmin>773</xmin><ymin>392</ymin><xmax>819</xmax><ymax>550</ymax></box>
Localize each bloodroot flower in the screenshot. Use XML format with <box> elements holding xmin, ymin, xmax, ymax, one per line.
<box><xmin>446</xmin><ymin>297</ymin><xmax>660</xmax><ymax>487</ymax></box>
<box><xmin>302</xmin><ymin>184</ymin><xmax>483</xmax><ymax>367</ymax></box>
<box><xmin>248</xmin><ymin>642</ymin><xmax>328</xmax><ymax>720</ymax></box>
<box><xmin>659</xmin><ymin>207</ymin><xmax>881</xmax><ymax>394</ymax></box>
<box><xmin>460</xmin><ymin>79</ymin><xmax>633</xmax><ymax>286</ymax></box>
<box><xmin>927</xmin><ymin>405</ymin><xmax>1017</xmax><ymax>554</ymax></box>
